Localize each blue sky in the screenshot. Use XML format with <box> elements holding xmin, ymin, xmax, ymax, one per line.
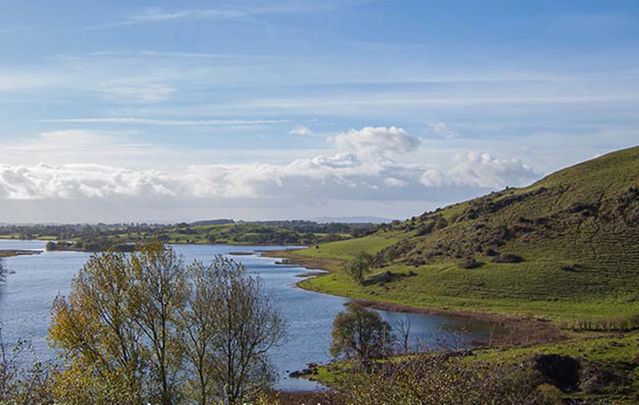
<box><xmin>0</xmin><ymin>0</ymin><xmax>638</xmax><ymax>222</ymax></box>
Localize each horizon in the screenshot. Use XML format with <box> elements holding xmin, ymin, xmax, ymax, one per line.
<box><xmin>1</xmin><ymin>0</ymin><xmax>638</xmax><ymax>223</ymax></box>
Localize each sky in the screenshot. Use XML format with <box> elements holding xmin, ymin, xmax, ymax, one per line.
<box><xmin>0</xmin><ymin>0</ymin><xmax>638</xmax><ymax>223</ymax></box>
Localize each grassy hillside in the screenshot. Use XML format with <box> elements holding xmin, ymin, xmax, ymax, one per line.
<box><xmin>279</xmin><ymin>146</ymin><xmax>639</xmax><ymax>327</ymax></box>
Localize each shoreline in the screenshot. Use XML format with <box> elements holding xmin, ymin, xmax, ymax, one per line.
<box><xmin>38</xmin><ymin>241</ymin><xmax>310</xmax><ymax>253</ymax></box>
<box><xmin>261</xmin><ymin>247</ymin><xmax>568</xmax><ymax>394</ymax></box>
<box><xmin>261</xmin><ymin>249</ymin><xmax>563</xmax><ymax>347</ymax></box>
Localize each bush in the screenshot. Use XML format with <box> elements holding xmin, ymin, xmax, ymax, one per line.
<box><xmin>459</xmin><ymin>257</ymin><xmax>482</xmax><ymax>269</ymax></box>
<box><xmin>337</xmin><ymin>353</ymin><xmax>542</xmax><ymax>404</ymax></box>
<box><xmin>533</xmin><ymin>354</ymin><xmax>581</xmax><ymax>391</ymax></box>
<box><xmin>492</xmin><ymin>253</ymin><xmax>524</xmax><ymax>263</ymax></box>
<box><xmin>415</xmin><ymin>223</ymin><xmax>433</xmax><ymax>236</ymax></box>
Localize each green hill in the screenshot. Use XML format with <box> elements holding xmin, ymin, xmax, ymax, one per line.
<box><xmin>279</xmin><ymin>146</ymin><xmax>639</xmax><ymax>328</ymax></box>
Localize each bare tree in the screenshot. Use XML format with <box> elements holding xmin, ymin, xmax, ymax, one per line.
<box><xmin>187</xmin><ymin>256</ymin><xmax>285</xmax><ymax>404</ymax></box>
<box><xmin>395</xmin><ymin>315</ymin><xmax>412</xmax><ymax>353</ymax></box>
<box><xmin>0</xmin><ymin>326</ymin><xmax>54</xmax><ymax>404</ymax></box>
<box><xmin>178</xmin><ymin>261</ymin><xmax>219</xmax><ymax>405</ymax></box>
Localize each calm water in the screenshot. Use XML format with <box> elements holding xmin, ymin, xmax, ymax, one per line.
<box><xmin>0</xmin><ymin>240</ymin><xmax>498</xmax><ymax>391</ymax></box>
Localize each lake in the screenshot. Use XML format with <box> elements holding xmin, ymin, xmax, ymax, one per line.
<box><xmin>0</xmin><ymin>240</ymin><xmax>499</xmax><ymax>391</ymax></box>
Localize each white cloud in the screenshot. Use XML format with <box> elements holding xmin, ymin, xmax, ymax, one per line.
<box><xmin>91</xmin><ymin>3</ymin><xmax>343</xmax><ymax>30</ymax></box>
<box><xmin>0</xmin><ymin>163</ymin><xmax>175</xmax><ymax>200</ymax></box>
<box><xmin>0</xmin><ymin>71</ymin><xmax>65</xmax><ymax>92</ymax></box>
<box><xmin>43</xmin><ymin>117</ymin><xmax>290</xmax><ymax>127</ymax></box>
<box><xmin>0</xmin><ymin>128</ymin><xmax>538</xmax><ymax>206</ymax></box>
<box><xmin>428</xmin><ymin>122</ymin><xmax>458</xmax><ymax>138</ymax></box>
<box><xmin>289</xmin><ymin>125</ymin><xmax>312</xmax><ymax>136</ymax></box>
<box><xmin>129</xmin><ymin>8</ymin><xmax>247</xmax><ymax>23</ymax></box>
<box><xmin>98</xmin><ymin>78</ymin><xmax>176</xmax><ymax>103</ymax></box>
<box><xmin>420</xmin><ymin>152</ymin><xmax>537</xmax><ymax>189</ymax></box>
<box><xmin>384</xmin><ymin>177</ymin><xmax>408</xmax><ymax>187</ymax></box>
<box><xmin>329</xmin><ymin>126</ymin><xmax>420</xmax><ymax>159</ymax></box>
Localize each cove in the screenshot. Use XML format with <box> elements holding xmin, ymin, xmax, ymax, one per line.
<box><xmin>0</xmin><ymin>240</ymin><xmax>500</xmax><ymax>391</ymax></box>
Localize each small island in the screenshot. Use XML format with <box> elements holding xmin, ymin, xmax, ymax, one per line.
<box><xmin>0</xmin><ymin>249</ymin><xmax>42</xmax><ymax>258</ymax></box>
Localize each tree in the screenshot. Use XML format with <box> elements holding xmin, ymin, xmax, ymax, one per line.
<box><xmin>395</xmin><ymin>315</ymin><xmax>412</xmax><ymax>353</ymax></box>
<box><xmin>330</xmin><ymin>304</ymin><xmax>393</xmax><ymax>369</ymax></box>
<box><xmin>127</xmin><ymin>240</ymin><xmax>188</xmax><ymax>404</ymax></box>
<box><xmin>194</xmin><ymin>257</ymin><xmax>285</xmax><ymax>404</ymax></box>
<box><xmin>345</xmin><ymin>252</ymin><xmax>374</xmax><ymax>284</ymax></box>
<box><xmin>177</xmin><ymin>261</ymin><xmax>219</xmax><ymax>405</ymax></box>
<box><xmin>0</xmin><ymin>258</ymin><xmax>5</xmax><ymax>284</ymax></box>
<box><xmin>49</xmin><ymin>251</ymin><xmax>146</xmax><ymax>404</ymax></box>
<box><xmin>50</xmin><ymin>241</ymin><xmax>189</xmax><ymax>404</ymax></box>
<box><xmin>0</xmin><ymin>327</ymin><xmax>54</xmax><ymax>404</ymax></box>
<box><xmin>49</xmin><ymin>241</ymin><xmax>285</xmax><ymax>404</ymax></box>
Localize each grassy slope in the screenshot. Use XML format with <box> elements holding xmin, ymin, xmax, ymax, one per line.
<box><xmin>281</xmin><ymin>146</ymin><xmax>639</xmax><ymax>326</ymax></box>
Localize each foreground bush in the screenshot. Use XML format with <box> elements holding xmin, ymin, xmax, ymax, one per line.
<box><xmin>336</xmin><ymin>353</ymin><xmax>543</xmax><ymax>405</ymax></box>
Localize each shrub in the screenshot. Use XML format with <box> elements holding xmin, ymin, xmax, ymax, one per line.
<box><xmin>492</xmin><ymin>253</ymin><xmax>524</xmax><ymax>263</ymax></box>
<box><xmin>533</xmin><ymin>354</ymin><xmax>581</xmax><ymax>391</ymax></box>
<box><xmin>459</xmin><ymin>257</ymin><xmax>482</xmax><ymax>269</ymax></box>
<box><xmin>337</xmin><ymin>353</ymin><xmax>542</xmax><ymax>404</ymax></box>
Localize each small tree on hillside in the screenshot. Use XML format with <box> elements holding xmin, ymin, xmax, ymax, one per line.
<box><xmin>330</xmin><ymin>304</ymin><xmax>393</xmax><ymax>369</ymax></box>
<box><xmin>346</xmin><ymin>252</ymin><xmax>374</xmax><ymax>284</ymax></box>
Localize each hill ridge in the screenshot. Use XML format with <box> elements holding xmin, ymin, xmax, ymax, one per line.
<box><xmin>284</xmin><ymin>146</ymin><xmax>639</xmax><ymax>327</ymax></box>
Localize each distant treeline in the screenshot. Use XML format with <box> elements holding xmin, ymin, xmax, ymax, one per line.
<box><xmin>46</xmin><ymin>240</ymin><xmax>136</xmax><ymax>253</ymax></box>
<box><xmin>1</xmin><ymin>219</ymin><xmax>380</xmax><ymax>250</ymax></box>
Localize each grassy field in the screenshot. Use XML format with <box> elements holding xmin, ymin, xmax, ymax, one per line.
<box><xmin>274</xmin><ymin>146</ymin><xmax>639</xmax><ymax>328</ymax></box>
<box><xmin>275</xmin><ymin>236</ymin><xmax>639</xmax><ymax>326</ymax></box>
<box><xmin>294</xmin><ymin>234</ymin><xmax>399</xmax><ymax>262</ymax></box>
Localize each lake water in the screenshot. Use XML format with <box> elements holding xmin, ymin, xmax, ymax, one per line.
<box><xmin>0</xmin><ymin>240</ymin><xmax>499</xmax><ymax>391</ymax></box>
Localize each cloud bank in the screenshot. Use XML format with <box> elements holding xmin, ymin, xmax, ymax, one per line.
<box><xmin>0</xmin><ymin>127</ymin><xmax>538</xmax><ymax>208</ymax></box>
